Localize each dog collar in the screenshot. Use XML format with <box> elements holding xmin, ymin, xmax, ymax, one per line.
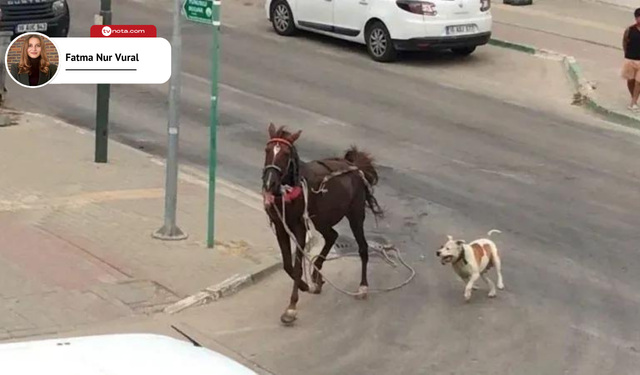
<box><xmin>453</xmin><ymin>251</ymin><xmax>467</xmax><ymax>265</ymax></box>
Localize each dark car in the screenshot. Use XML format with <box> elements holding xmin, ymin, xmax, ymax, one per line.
<box><xmin>0</xmin><ymin>0</ymin><xmax>70</xmax><ymax>40</ymax></box>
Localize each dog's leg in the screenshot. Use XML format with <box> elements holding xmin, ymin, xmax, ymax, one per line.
<box><xmin>481</xmin><ymin>273</ymin><xmax>497</xmax><ymax>298</ymax></box>
<box><xmin>457</xmin><ymin>274</ymin><xmax>479</xmax><ymax>290</ymax></box>
<box><xmin>492</xmin><ymin>251</ymin><xmax>505</xmax><ymax>290</ymax></box>
<box><xmin>464</xmin><ymin>273</ymin><xmax>480</xmax><ymax>302</ymax></box>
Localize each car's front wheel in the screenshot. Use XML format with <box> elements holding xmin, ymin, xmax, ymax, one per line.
<box><xmin>365</xmin><ymin>21</ymin><xmax>397</xmax><ymax>62</ymax></box>
<box><xmin>451</xmin><ymin>46</ymin><xmax>476</xmax><ymax>57</ymax></box>
<box><xmin>270</xmin><ymin>0</ymin><xmax>297</xmax><ymax>36</ymax></box>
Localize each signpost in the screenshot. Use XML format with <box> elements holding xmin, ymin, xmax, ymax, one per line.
<box><xmin>183</xmin><ymin>0</ymin><xmax>221</xmax><ymax>249</ymax></box>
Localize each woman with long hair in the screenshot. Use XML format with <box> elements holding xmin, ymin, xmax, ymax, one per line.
<box><xmin>9</xmin><ymin>34</ymin><xmax>58</xmax><ymax>87</ymax></box>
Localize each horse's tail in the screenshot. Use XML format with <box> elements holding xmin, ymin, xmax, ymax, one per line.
<box><xmin>344</xmin><ymin>146</ymin><xmax>384</xmax><ymax>220</ymax></box>
<box><xmin>344</xmin><ymin>146</ymin><xmax>378</xmax><ymax>186</ymax></box>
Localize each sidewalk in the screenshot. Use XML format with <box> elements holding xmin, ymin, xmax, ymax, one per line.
<box><xmin>491</xmin><ymin>0</ymin><xmax>640</xmax><ymax>123</ymax></box>
<box><xmin>0</xmin><ymin>109</ymin><xmax>281</xmax><ymax>341</ymax></box>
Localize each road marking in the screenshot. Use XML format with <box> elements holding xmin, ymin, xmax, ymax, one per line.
<box><xmin>0</xmin><ymin>188</ymin><xmax>165</xmax><ymax>212</ymax></box>
<box><xmin>182</xmin><ymin>72</ymin><xmax>350</xmax><ymax>127</ymax></box>
<box><xmin>478</xmin><ymin>168</ymin><xmax>535</xmax><ymax>185</ymax></box>
<box><xmin>148</xmin><ymin>158</ymin><xmax>264</xmax><ymax>212</ymax></box>
<box><xmin>13</xmin><ymin>112</ymin><xmax>265</xmax><ymax>214</ymax></box>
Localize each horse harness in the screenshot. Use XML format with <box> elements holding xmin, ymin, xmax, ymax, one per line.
<box><xmin>262</xmin><ymin>138</ymin><xmax>371</xmax><ymax>201</ymax></box>
<box><xmin>263</xmin><ymin>137</ymin><xmax>301</xmax><ymax>191</ymax></box>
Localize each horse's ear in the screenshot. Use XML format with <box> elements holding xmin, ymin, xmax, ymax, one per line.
<box><xmin>289</xmin><ymin>130</ymin><xmax>302</xmax><ymax>143</ymax></box>
<box><xmin>268</xmin><ymin>123</ymin><xmax>276</xmax><ymax>138</ymax></box>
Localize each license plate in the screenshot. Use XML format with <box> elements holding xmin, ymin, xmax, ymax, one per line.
<box><xmin>446</xmin><ymin>24</ymin><xmax>477</xmax><ymax>35</ymax></box>
<box><xmin>16</xmin><ymin>23</ymin><xmax>48</xmax><ymax>33</ymax></box>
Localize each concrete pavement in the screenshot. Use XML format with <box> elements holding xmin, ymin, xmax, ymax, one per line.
<box><xmin>0</xmin><ymin>109</ymin><xmax>280</xmax><ymax>341</ymax></box>
<box><xmin>492</xmin><ymin>0</ymin><xmax>640</xmax><ymax>123</ymax></box>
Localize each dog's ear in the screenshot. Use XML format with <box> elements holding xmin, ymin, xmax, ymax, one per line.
<box><xmin>447</xmin><ymin>235</ymin><xmax>453</xmax><ymax>241</ymax></box>
<box><xmin>456</xmin><ymin>240</ymin><xmax>465</xmax><ymax>246</ymax></box>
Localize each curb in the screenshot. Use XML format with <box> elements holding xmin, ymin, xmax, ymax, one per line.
<box><xmin>163</xmin><ymin>257</ymin><xmax>282</xmax><ymax>315</ymax></box>
<box><xmin>489</xmin><ymin>38</ymin><xmax>640</xmax><ymax>129</ymax></box>
<box><xmin>488</xmin><ymin>38</ymin><xmax>536</xmax><ymax>55</ymax></box>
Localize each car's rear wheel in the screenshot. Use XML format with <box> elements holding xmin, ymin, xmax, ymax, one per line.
<box><xmin>451</xmin><ymin>46</ymin><xmax>476</xmax><ymax>57</ymax></box>
<box><xmin>271</xmin><ymin>0</ymin><xmax>297</xmax><ymax>36</ymax></box>
<box><xmin>365</xmin><ymin>21</ymin><xmax>397</xmax><ymax>62</ymax></box>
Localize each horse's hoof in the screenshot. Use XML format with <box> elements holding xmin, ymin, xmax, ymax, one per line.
<box><xmin>310</xmin><ymin>284</ymin><xmax>322</xmax><ymax>294</ymax></box>
<box><xmin>355</xmin><ymin>286</ymin><xmax>368</xmax><ymax>300</ymax></box>
<box><xmin>299</xmin><ymin>282</ymin><xmax>310</xmax><ymax>293</ymax></box>
<box><xmin>280</xmin><ymin>309</ymin><xmax>297</xmax><ymax>325</ymax></box>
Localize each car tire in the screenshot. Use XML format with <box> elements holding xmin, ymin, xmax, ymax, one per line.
<box><xmin>451</xmin><ymin>46</ymin><xmax>476</xmax><ymax>57</ymax></box>
<box><xmin>270</xmin><ymin>0</ymin><xmax>297</xmax><ymax>36</ymax></box>
<box><xmin>365</xmin><ymin>21</ymin><xmax>397</xmax><ymax>63</ymax></box>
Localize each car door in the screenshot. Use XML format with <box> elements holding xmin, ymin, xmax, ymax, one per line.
<box><xmin>296</xmin><ymin>0</ymin><xmax>334</xmax><ymax>32</ymax></box>
<box><xmin>332</xmin><ymin>0</ymin><xmax>368</xmax><ymax>37</ymax></box>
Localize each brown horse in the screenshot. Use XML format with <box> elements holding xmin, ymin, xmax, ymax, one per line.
<box><xmin>262</xmin><ymin>123</ymin><xmax>384</xmax><ymax>325</ymax></box>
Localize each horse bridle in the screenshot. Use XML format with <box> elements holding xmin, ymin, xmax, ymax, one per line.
<box><xmin>262</xmin><ymin>138</ymin><xmax>300</xmax><ymax>190</ymax></box>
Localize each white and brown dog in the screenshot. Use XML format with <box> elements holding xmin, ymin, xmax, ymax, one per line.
<box><xmin>436</xmin><ymin>230</ymin><xmax>505</xmax><ymax>302</ymax></box>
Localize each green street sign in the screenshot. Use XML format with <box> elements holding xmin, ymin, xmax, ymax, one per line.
<box><xmin>183</xmin><ymin>0</ymin><xmax>214</xmax><ymax>24</ymax></box>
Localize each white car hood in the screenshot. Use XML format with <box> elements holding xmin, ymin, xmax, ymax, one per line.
<box><xmin>0</xmin><ymin>333</ymin><xmax>258</xmax><ymax>375</ymax></box>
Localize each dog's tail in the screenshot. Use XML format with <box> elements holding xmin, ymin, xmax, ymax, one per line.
<box><xmin>487</xmin><ymin>229</ymin><xmax>502</xmax><ymax>237</ymax></box>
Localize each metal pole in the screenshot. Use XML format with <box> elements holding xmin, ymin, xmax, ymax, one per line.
<box><xmin>207</xmin><ymin>0</ymin><xmax>221</xmax><ymax>248</ymax></box>
<box><xmin>153</xmin><ymin>0</ymin><xmax>187</xmax><ymax>240</ymax></box>
<box><xmin>95</xmin><ymin>0</ymin><xmax>111</xmax><ymax>163</ymax></box>
<box><xmin>0</xmin><ymin>31</ymin><xmax>11</xmax><ymax>106</ymax></box>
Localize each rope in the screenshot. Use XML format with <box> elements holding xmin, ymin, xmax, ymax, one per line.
<box><xmin>270</xmin><ymin>178</ymin><xmax>415</xmax><ymax>298</ymax></box>
<box><xmin>311</xmin><ymin>166</ymin><xmax>360</xmax><ymax>194</ymax></box>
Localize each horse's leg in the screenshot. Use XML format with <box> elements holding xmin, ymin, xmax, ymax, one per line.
<box><xmin>275</xmin><ymin>222</ymin><xmax>309</xmax><ymax>291</ymax></box>
<box><xmin>310</xmin><ymin>227</ymin><xmax>338</xmax><ymax>295</ymax></box>
<box><xmin>281</xmin><ymin>223</ymin><xmax>307</xmax><ymax>325</ymax></box>
<box><xmin>347</xmin><ymin>206</ymin><xmax>369</xmax><ymax>300</ymax></box>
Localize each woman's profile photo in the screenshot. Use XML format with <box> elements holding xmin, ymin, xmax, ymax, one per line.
<box><xmin>7</xmin><ymin>33</ymin><xmax>59</xmax><ymax>88</ymax></box>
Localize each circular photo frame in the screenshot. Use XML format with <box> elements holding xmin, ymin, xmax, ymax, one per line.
<box><xmin>4</xmin><ymin>32</ymin><xmax>61</xmax><ymax>89</ymax></box>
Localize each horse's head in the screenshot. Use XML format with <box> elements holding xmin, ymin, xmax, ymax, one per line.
<box><xmin>262</xmin><ymin>123</ymin><xmax>302</xmax><ymax>205</ymax></box>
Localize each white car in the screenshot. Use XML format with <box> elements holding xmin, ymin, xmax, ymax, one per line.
<box><xmin>265</xmin><ymin>0</ymin><xmax>492</xmax><ymax>62</ymax></box>
<box><xmin>0</xmin><ymin>333</ymin><xmax>258</xmax><ymax>375</ymax></box>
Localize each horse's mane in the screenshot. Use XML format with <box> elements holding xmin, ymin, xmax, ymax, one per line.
<box><xmin>273</xmin><ymin>126</ymin><xmax>294</xmax><ymax>140</ymax></box>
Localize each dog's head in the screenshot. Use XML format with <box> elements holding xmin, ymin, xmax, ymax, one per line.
<box><xmin>436</xmin><ymin>235</ymin><xmax>465</xmax><ymax>265</ymax></box>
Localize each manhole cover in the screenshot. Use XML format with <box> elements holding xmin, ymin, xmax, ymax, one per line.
<box><xmin>333</xmin><ymin>235</ymin><xmax>391</xmax><ymax>256</ymax></box>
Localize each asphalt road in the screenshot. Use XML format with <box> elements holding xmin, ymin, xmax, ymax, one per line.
<box><xmin>4</xmin><ymin>0</ymin><xmax>640</xmax><ymax>374</ymax></box>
